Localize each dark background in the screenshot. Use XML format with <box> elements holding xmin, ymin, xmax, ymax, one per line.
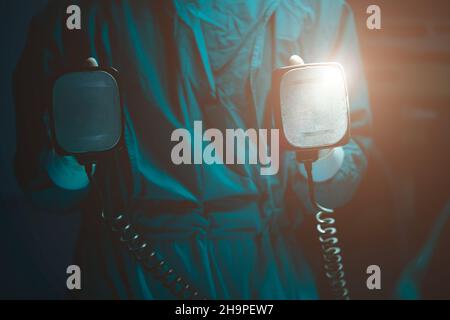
<box><xmin>0</xmin><ymin>0</ymin><xmax>80</xmax><ymax>298</ymax></box>
<box><xmin>1</xmin><ymin>0</ymin><xmax>450</xmax><ymax>299</ymax></box>
<box><xmin>344</xmin><ymin>0</ymin><xmax>450</xmax><ymax>299</ymax></box>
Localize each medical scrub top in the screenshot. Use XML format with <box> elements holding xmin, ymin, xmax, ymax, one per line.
<box><xmin>14</xmin><ymin>0</ymin><xmax>372</xmax><ymax>299</ymax></box>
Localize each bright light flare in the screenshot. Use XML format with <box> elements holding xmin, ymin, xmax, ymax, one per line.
<box><xmin>280</xmin><ymin>64</ymin><xmax>349</xmax><ymax>149</ymax></box>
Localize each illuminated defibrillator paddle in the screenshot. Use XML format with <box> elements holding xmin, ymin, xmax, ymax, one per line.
<box><xmin>274</xmin><ymin>62</ymin><xmax>351</xmax><ymax>300</ymax></box>
<box><xmin>50</xmin><ymin>59</ymin><xmax>203</xmax><ymax>300</ymax></box>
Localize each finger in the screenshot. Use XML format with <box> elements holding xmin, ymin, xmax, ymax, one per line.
<box><xmin>85</xmin><ymin>57</ymin><xmax>99</xmax><ymax>68</ymax></box>
<box><xmin>289</xmin><ymin>55</ymin><xmax>305</xmax><ymax>66</ymax></box>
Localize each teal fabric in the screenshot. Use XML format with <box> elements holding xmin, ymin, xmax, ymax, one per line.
<box><xmin>395</xmin><ymin>200</ymin><xmax>450</xmax><ymax>299</ymax></box>
<box><xmin>14</xmin><ymin>0</ymin><xmax>372</xmax><ymax>299</ymax></box>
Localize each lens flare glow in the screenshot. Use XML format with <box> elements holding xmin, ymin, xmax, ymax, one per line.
<box><xmin>280</xmin><ymin>64</ymin><xmax>349</xmax><ymax>149</ymax></box>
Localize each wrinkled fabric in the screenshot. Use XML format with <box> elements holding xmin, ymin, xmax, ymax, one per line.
<box><xmin>14</xmin><ymin>0</ymin><xmax>372</xmax><ymax>299</ymax></box>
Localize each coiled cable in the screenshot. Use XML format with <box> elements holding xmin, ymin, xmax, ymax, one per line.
<box><xmin>304</xmin><ymin>161</ymin><xmax>350</xmax><ymax>300</ymax></box>
<box><xmin>85</xmin><ymin>161</ymin><xmax>205</xmax><ymax>300</ymax></box>
<box><xmin>102</xmin><ymin>210</ymin><xmax>203</xmax><ymax>300</ymax></box>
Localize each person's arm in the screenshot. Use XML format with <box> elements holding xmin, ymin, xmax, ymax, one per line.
<box><xmin>291</xmin><ymin>1</ymin><xmax>373</xmax><ymax>210</ymax></box>
<box><xmin>13</xmin><ymin>3</ymin><xmax>103</xmax><ymax>213</ymax></box>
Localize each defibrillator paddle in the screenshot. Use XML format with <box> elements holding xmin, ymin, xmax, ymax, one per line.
<box><xmin>50</xmin><ymin>58</ymin><xmax>203</xmax><ymax>300</ymax></box>
<box><xmin>274</xmin><ymin>56</ymin><xmax>351</xmax><ymax>300</ymax></box>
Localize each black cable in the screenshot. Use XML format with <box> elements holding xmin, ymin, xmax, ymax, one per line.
<box><xmin>84</xmin><ymin>155</ymin><xmax>349</xmax><ymax>300</ymax></box>
<box><xmin>84</xmin><ymin>157</ymin><xmax>204</xmax><ymax>300</ymax></box>
<box><xmin>304</xmin><ymin>161</ymin><xmax>350</xmax><ymax>300</ymax></box>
